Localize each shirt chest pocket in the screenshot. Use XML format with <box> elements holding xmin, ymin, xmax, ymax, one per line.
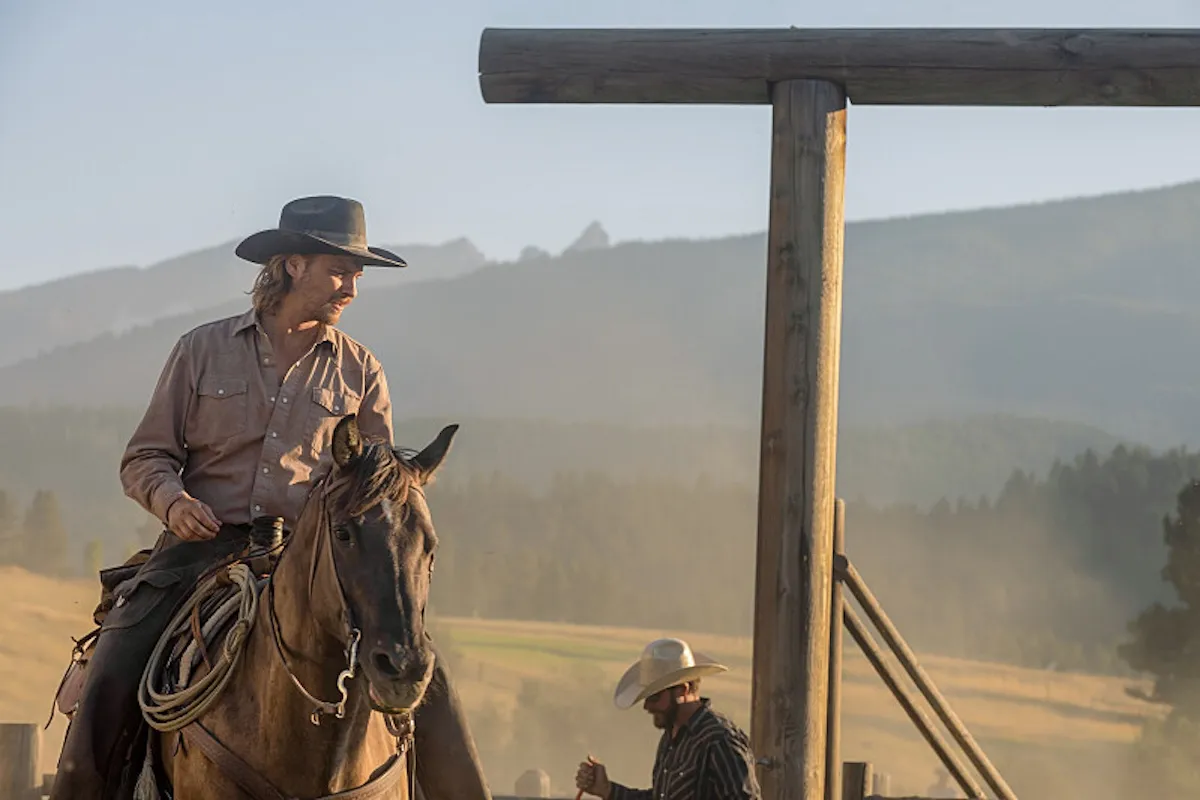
<box><xmin>305</xmin><ymin>387</ymin><xmax>362</xmax><ymax>459</ymax></box>
<box><xmin>191</xmin><ymin>376</ymin><xmax>249</xmax><ymax>444</ymax></box>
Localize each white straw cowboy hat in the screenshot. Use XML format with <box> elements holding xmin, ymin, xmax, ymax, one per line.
<box><xmin>613</xmin><ymin>638</ymin><xmax>728</xmax><ymax>710</ymax></box>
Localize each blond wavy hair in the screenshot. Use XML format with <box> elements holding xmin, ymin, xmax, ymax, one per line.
<box><xmin>250</xmin><ymin>254</ymin><xmax>295</xmax><ymax>316</ymax></box>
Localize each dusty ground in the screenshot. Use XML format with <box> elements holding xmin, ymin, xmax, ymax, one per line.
<box><xmin>0</xmin><ymin>566</ymin><xmax>1163</xmax><ymax>797</ymax></box>
<box><xmin>432</xmin><ymin>616</ymin><xmax>1163</xmax><ymax>796</ymax></box>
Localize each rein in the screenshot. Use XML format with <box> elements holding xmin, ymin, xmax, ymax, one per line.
<box><xmin>182</xmin><ymin>452</ymin><xmax>424</xmax><ymax>800</ymax></box>
<box><xmin>265</xmin><ymin>499</ymin><xmax>362</xmax><ymax>725</ymax></box>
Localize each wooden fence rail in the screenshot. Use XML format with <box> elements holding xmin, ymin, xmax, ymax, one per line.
<box><xmin>0</xmin><ymin>724</ymin><xmax>960</xmax><ymax>800</ymax></box>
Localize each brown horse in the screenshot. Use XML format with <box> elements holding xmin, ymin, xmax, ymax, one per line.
<box><xmin>145</xmin><ymin>414</ymin><xmax>457</xmax><ymax>799</ymax></box>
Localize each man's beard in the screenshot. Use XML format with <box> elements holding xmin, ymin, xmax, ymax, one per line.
<box><xmin>652</xmin><ymin>701</ymin><xmax>679</xmax><ymax>730</ymax></box>
<box><xmin>318</xmin><ymin>296</ymin><xmax>351</xmax><ymax>323</ymax></box>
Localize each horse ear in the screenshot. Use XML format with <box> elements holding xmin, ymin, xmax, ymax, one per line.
<box><xmin>332</xmin><ymin>414</ymin><xmax>364</xmax><ymax>468</ymax></box>
<box><xmin>412</xmin><ymin>424</ymin><xmax>458</xmax><ymax>483</ymax></box>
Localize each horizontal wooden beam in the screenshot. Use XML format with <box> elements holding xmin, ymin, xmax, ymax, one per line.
<box><xmin>478</xmin><ymin>28</ymin><xmax>1200</xmax><ymax>106</ymax></box>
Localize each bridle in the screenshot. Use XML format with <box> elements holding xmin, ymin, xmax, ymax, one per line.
<box><xmin>265</xmin><ymin>471</ymin><xmax>366</xmax><ymax>725</ymax></box>
<box><xmin>266</xmin><ymin>457</ymin><xmax>429</xmax><ymax>722</ymax></box>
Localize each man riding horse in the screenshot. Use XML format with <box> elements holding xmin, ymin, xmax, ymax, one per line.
<box><xmin>51</xmin><ymin>195</ymin><xmax>491</xmax><ymax>799</ymax></box>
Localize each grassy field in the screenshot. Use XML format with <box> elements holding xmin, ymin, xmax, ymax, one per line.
<box><xmin>0</xmin><ymin>566</ymin><xmax>1165</xmax><ymax>798</ymax></box>
<box><xmin>430</xmin><ymin>616</ymin><xmax>1164</xmax><ymax>797</ymax></box>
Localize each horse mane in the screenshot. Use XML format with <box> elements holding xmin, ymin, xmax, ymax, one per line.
<box><xmin>323</xmin><ymin>438</ymin><xmax>424</xmax><ymax>520</ymax></box>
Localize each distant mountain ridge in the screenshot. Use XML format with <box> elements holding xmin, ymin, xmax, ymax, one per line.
<box><xmin>0</xmin><ymin>236</ymin><xmax>489</xmax><ymax>367</ymax></box>
<box><xmin>4</xmin><ymin>181</ymin><xmax>1200</xmax><ymax>446</ymax></box>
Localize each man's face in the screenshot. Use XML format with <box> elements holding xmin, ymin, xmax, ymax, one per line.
<box><xmin>642</xmin><ymin>686</ymin><xmax>680</xmax><ymax>730</ymax></box>
<box><xmin>287</xmin><ymin>254</ymin><xmax>364</xmax><ymax>324</ymax></box>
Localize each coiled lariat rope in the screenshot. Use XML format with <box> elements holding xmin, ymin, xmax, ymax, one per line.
<box><xmin>138</xmin><ymin>562</ymin><xmax>262</xmax><ymax>732</ymax></box>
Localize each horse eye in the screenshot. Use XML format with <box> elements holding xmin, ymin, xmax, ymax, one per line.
<box><xmin>333</xmin><ymin>525</ymin><xmax>352</xmax><ymax>543</ymax></box>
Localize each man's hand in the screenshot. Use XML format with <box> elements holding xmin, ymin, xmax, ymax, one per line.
<box><xmin>575</xmin><ymin>756</ymin><xmax>611</xmax><ymax>799</ymax></box>
<box><xmin>166</xmin><ymin>493</ymin><xmax>221</xmax><ymax>541</ymax></box>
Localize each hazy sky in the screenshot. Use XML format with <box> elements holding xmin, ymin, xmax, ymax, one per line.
<box><xmin>4</xmin><ymin>0</ymin><xmax>1200</xmax><ymax>291</ymax></box>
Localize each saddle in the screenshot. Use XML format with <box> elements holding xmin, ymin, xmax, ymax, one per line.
<box><xmin>50</xmin><ymin>518</ymin><xmax>285</xmax><ymax>726</ymax></box>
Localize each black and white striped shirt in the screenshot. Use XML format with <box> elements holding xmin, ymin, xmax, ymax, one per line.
<box><xmin>609</xmin><ymin>698</ymin><xmax>761</xmax><ymax>800</ymax></box>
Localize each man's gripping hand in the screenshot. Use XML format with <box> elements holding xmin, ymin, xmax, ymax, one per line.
<box><xmin>575</xmin><ymin>756</ymin><xmax>611</xmax><ymax>799</ymax></box>
<box><xmin>166</xmin><ymin>492</ymin><xmax>221</xmax><ymax>541</ymax></box>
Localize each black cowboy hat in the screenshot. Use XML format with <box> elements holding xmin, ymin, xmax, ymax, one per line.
<box><xmin>235</xmin><ymin>195</ymin><xmax>407</xmax><ymax>268</ymax></box>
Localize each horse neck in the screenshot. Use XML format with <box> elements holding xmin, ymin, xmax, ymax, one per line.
<box><xmin>263</xmin><ymin>517</ymin><xmax>347</xmax><ymax>686</ymax></box>
<box><xmin>238</xmin><ymin>512</ymin><xmax>387</xmax><ymax>781</ymax></box>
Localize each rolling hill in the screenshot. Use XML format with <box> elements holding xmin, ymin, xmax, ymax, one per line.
<box><xmin>2</xmin><ymin>181</ymin><xmax>1200</xmax><ymax>446</ymax></box>
<box><xmin>0</xmin><ymin>236</ymin><xmax>487</xmax><ymax>368</ymax></box>
<box><xmin>2</xmin><ymin>182</ymin><xmax>1197</xmax><ymax>800</ymax></box>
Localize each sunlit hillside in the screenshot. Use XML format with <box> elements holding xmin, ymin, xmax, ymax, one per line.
<box><xmin>0</xmin><ymin>566</ymin><xmax>1163</xmax><ymax>798</ymax></box>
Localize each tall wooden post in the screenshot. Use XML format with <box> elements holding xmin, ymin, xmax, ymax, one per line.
<box><xmin>825</xmin><ymin>497</ymin><xmax>846</xmax><ymax>800</ymax></box>
<box><xmin>0</xmin><ymin>722</ymin><xmax>39</xmax><ymax>799</ymax></box>
<box><xmin>751</xmin><ymin>78</ymin><xmax>846</xmax><ymax>800</ymax></box>
<box><xmin>842</xmin><ymin>761</ymin><xmax>873</xmax><ymax>800</ymax></box>
<box><xmin>477</xmin><ymin>26</ymin><xmax>1199</xmax><ymax>800</ymax></box>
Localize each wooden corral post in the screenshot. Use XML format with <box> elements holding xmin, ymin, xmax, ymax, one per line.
<box><xmin>842</xmin><ymin>761</ymin><xmax>872</xmax><ymax>800</ymax></box>
<box><xmin>0</xmin><ymin>723</ymin><xmax>39</xmax><ymax>799</ymax></box>
<box><xmin>749</xmin><ymin>78</ymin><xmax>846</xmax><ymax>800</ymax></box>
<box><xmin>478</xmin><ymin>25</ymin><xmax>1200</xmax><ymax>800</ymax></box>
<box><xmin>825</xmin><ymin>498</ymin><xmax>846</xmax><ymax>800</ymax></box>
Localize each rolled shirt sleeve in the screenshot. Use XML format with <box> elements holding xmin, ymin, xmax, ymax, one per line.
<box><xmin>119</xmin><ymin>336</ymin><xmax>193</xmax><ymax>523</ymax></box>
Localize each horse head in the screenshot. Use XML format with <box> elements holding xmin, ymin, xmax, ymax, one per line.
<box><xmin>299</xmin><ymin>413</ymin><xmax>457</xmax><ymax>716</ymax></box>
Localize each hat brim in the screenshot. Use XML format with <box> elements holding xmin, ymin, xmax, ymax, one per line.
<box><xmin>235</xmin><ymin>229</ymin><xmax>407</xmax><ymax>268</ymax></box>
<box><xmin>612</xmin><ymin>652</ymin><xmax>729</xmax><ymax>710</ymax></box>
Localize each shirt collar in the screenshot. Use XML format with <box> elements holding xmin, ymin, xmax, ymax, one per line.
<box><xmin>233</xmin><ymin>308</ymin><xmax>258</xmax><ymax>335</ymax></box>
<box><xmin>316</xmin><ymin>323</ymin><xmax>340</xmax><ymax>356</ymax></box>
<box><xmin>670</xmin><ymin>697</ymin><xmax>713</xmax><ymax>740</ymax></box>
<box><xmin>235</xmin><ymin>308</ymin><xmax>340</xmax><ymax>356</ymax></box>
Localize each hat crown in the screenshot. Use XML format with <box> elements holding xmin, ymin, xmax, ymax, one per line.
<box><xmin>234</xmin><ymin>195</ymin><xmax>406</xmax><ymax>268</ymax></box>
<box><xmin>278</xmin><ymin>195</ymin><xmax>367</xmax><ymax>247</ymax></box>
<box><xmin>612</xmin><ymin>637</ymin><xmax>728</xmax><ymax>709</ymax></box>
<box><xmin>638</xmin><ymin>638</ymin><xmax>697</xmax><ymax>685</ymax></box>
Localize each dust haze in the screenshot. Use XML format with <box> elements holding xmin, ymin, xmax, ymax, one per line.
<box><xmin>4</xmin><ymin>120</ymin><xmax>1200</xmax><ymax>798</ymax></box>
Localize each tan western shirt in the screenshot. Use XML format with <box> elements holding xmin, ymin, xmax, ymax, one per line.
<box><xmin>120</xmin><ymin>308</ymin><xmax>393</xmax><ymax>533</ymax></box>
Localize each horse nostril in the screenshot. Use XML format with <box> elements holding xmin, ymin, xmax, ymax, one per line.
<box><xmin>370</xmin><ymin>648</ymin><xmax>430</xmax><ymax>683</ymax></box>
<box><xmin>402</xmin><ymin>656</ymin><xmax>431</xmax><ymax>684</ymax></box>
<box><xmin>372</xmin><ymin>649</ymin><xmax>403</xmax><ymax>678</ymax></box>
